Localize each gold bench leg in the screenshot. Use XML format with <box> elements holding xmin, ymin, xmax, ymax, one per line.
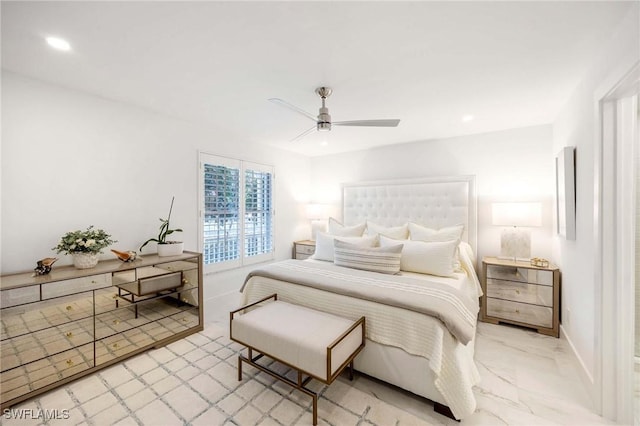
<box><xmin>237</xmin><ymin>351</ymin><xmax>319</xmax><ymax>425</ymax></box>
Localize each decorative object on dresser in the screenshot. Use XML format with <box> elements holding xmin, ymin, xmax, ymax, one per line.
<box><xmin>480</xmin><ymin>256</ymin><xmax>560</xmax><ymax>337</ymax></box>
<box><xmin>230</xmin><ymin>294</ymin><xmax>365</xmax><ymax>426</ymax></box>
<box><xmin>111</xmin><ymin>249</ymin><xmax>138</xmax><ymax>262</ymax></box>
<box><xmin>293</xmin><ymin>240</ymin><xmax>316</xmax><ymax>259</ymax></box>
<box><xmin>0</xmin><ymin>252</ymin><xmax>203</xmax><ymax>410</ymax></box>
<box><xmin>52</xmin><ymin>226</ymin><xmax>117</xmax><ymax>269</ymax></box>
<box><xmin>491</xmin><ymin>202</ymin><xmax>542</xmax><ymax>261</ymax></box>
<box><xmin>33</xmin><ymin>257</ymin><xmax>58</xmax><ymax>276</ymax></box>
<box><xmin>139</xmin><ymin>196</ymin><xmax>184</xmax><ymax>256</ymax></box>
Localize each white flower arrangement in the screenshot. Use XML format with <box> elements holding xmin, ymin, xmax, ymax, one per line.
<box><xmin>52</xmin><ymin>226</ymin><xmax>116</xmax><ymax>255</ymax></box>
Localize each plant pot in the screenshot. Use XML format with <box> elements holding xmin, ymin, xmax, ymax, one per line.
<box><xmin>157</xmin><ymin>242</ymin><xmax>184</xmax><ymax>257</ymax></box>
<box><xmin>72</xmin><ymin>253</ymin><xmax>99</xmax><ymax>269</ymax></box>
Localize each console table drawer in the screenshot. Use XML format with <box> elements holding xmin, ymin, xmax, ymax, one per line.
<box><xmin>486</xmin><ymin>279</ymin><xmax>553</xmax><ymax>307</ymax></box>
<box><xmin>1</xmin><ymin>286</ymin><xmax>39</xmax><ymax>309</ymax></box>
<box><xmin>486</xmin><ymin>298</ymin><xmax>553</xmax><ymax>328</ymax></box>
<box><xmin>42</xmin><ymin>274</ymin><xmax>111</xmax><ymax>299</ymax></box>
<box><xmin>1</xmin><ymin>318</ymin><xmax>94</xmax><ymax>371</ymax></box>
<box><xmin>0</xmin><ymin>343</ymin><xmax>94</xmax><ymax>403</ymax></box>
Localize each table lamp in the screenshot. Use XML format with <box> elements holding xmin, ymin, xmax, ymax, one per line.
<box><xmin>306</xmin><ymin>203</ymin><xmax>328</xmax><ymax>240</ymax></box>
<box><xmin>492</xmin><ymin>202</ymin><xmax>542</xmax><ymax>261</ymax></box>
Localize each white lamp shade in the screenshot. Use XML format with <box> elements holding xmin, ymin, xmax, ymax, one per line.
<box><xmin>305</xmin><ymin>203</ymin><xmax>329</xmax><ymax>220</ymax></box>
<box><xmin>492</xmin><ymin>202</ymin><xmax>542</xmax><ymax>227</ymax></box>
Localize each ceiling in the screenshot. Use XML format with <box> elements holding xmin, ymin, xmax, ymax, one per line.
<box><xmin>1</xmin><ymin>1</ymin><xmax>633</xmax><ymax>156</ymax></box>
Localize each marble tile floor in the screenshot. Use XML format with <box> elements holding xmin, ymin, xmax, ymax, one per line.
<box><xmin>2</xmin><ymin>317</ymin><xmax>617</xmax><ymax>425</ymax></box>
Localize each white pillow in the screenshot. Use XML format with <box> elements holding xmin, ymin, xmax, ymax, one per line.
<box><xmin>312</xmin><ymin>232</ymin><xmax>377</xmax><ymax>262</ymax></box>
<box><xmin>334</xmin><ymin>240</ymin><xmax>403</xmax><ymax>275</ymax></box>
<box><xmin>380</xmin><ymin>235</ymin><xmax>459</xmax><ymax>277</ymax></box>
<box><xmin>365</xmin><ymin>221</ymin><xmax>409</xmax><ymax>240</ymax></box>
<box><xmin>408</xmin><ymin>223</ymin><xmax>464</xmax><ymax>242</ymax></box>
<box><xmin>328</xmin><ymin>217</ymin><xmax>366</xmax><ymax>237</ymax></box>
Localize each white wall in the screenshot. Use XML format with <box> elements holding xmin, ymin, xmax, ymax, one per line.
<box><xmin>551</xmin><ymin>2</ymin><xmax>639</xmax><ymax>408</ymax></box>
<box><xmin>1</xmin><ymin>72</ymin><xmax>312</xmax><ymax>318</ymax></box>
<box><xmin>310</xmin><ymin>124</ymin><xmax>556</xmax><ymax>266</ymax></box>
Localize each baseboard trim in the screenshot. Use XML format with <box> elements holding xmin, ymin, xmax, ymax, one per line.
<box><xmin>560</xmin><ymin>324</ymin><xmax>597</xmax><ymax>412</ymax></box>
<box><xmin>203</xmin><ymin>289</ymin><xmax>241</xmax><ymax>324</ymax></box>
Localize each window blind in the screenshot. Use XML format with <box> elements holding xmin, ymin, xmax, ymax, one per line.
<box><xmin>199</xmin><ymin>153</ymin><xmax>274</xmax><ymax>271</ymax></box>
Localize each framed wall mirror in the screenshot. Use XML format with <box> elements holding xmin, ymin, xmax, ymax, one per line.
<box><xmin>556</xmin><ymin>146</ymin><xmax>576</xmax><ymax>240</ymax></box>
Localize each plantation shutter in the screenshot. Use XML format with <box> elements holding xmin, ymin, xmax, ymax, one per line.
<box><xmin>202</xmin><ymin>156</ymin><xmax>241</xmax><ymax>269</ymax></box>
<box><xmin>244</xmin><ymin>163</ymin><xmax>274</xmax><ymax>264</ymax></box>
<box><xmin>199</xmin><ymin>153</ymin><xmax>275</xmax><ymax>271</ymax></box>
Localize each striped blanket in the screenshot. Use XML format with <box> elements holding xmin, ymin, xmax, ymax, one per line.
<box><xmin>242</xmin><ymin>260</ymin><xmax>478</xmax><ymax>344</ymax></box>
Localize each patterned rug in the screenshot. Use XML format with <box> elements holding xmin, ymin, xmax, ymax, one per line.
<box><xmin>5</xmin><ymin>323</ymin><xmax>439</xmax><ymax>426</ymax></box>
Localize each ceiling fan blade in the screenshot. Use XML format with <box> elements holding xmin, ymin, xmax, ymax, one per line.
<box><xmin>290</xmin><ymin>125</ymin><xmax>316</xmax><ymax>142</ymax></box>
<box><xmin>268</xmin><ymin>98</ymin><xmax>317</xmax><ymax>122</ymax></box>
<box><xmin>333</xmin><ymin>119</ymin><xmax>400</xmax><ymax>127</ymax></box>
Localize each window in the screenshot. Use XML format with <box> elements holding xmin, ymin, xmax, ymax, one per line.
<box><xmin>199</xmin><ymin>153</ymin><xmax>274</xmax><ymax>271</ymax></box>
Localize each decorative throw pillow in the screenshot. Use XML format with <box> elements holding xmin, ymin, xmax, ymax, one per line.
<box><xmin>334</xmin><ymin>239</ymin><xmax>403</xmax><ymax>275</ymax></box>
<box><xmin>380</xmin><ymin>235</ymin><xmax>459</xmax><ymax>277</ymax></box>
<box><xmin>311</xmin><ymin>232</ymin><xmax>378</xmax><ymax>262</ymax></box>
<box><xmin>327</xmin><ymin>217</ymin><xmax>366</xmax><ymax>237</ymax></box>
<box><xmin>365</xmin><ymin>221</ymin><xmax>409</xmax><ymax>240</ymax></box>
<box><xmin>408</xmin><ymin>223</ymin><xmax>464</xmax><ymax>242</ymax></box>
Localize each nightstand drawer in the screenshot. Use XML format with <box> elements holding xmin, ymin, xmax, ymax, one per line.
<box><xmin>293</xmin><ymin>240</ymin><xmax>316</xmax><ymax>260</ymax></box>
<box><xmin>486</xmin><ymin>298</ymin><xmax>552</xmax><ymax>328</ymax></box>
<box><xmin>296</xmin><ymin>245</ymin><xmax>315</xmax><ymax>256</ymax></box>
<box><xmin>487</xmin><ymin>265</ymin><xmax>553</xmax><ymax>286</ymax></box>
<box><xmin>486</xmin><ymin>278</ymin><xmax>553</xmax><ymax>307</ymax></box>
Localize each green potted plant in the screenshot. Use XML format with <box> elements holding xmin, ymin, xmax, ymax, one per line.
<box><xmin>52</xmin><ymin>226</ymin><xmax>116</xmax><ymax>269</ymax></box>
<box><xmin>140</xmin><ymin>196</ymin><xmax>184</xmax><ymax>257</ymax></box>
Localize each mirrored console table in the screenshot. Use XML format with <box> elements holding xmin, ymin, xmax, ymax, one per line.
<box><xmin>0</xmin><ymin>252</ymin><xmax>203</xmax><ymax>410</ymax></box>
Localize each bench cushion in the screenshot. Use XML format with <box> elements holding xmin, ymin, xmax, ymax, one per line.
<box><xmin>231</xmin><ymin>301</ymin><xmax>363</xmax><ymax>381</ymax></box>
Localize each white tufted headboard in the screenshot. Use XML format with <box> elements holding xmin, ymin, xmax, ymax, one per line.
<box><xmin>342</xmin><ymin>176</ymin><xmax>477</xmax><ymax>254</ymax></box>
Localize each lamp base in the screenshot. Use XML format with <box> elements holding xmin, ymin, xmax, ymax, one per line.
<box><xmin>310</xmin><ymin>220</ymin><xmax>327</xmax><ymax>241</ymax></box>
<box><xmin>500</xmin><ymin>227</ymin><xmax>531</xmax><ymax>262</ymax></box>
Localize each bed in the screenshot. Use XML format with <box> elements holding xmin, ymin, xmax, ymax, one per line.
<box><xmin>240</xmin><ymin>176</ymin><xmax>481</xmax><ymax>420</ymax></box>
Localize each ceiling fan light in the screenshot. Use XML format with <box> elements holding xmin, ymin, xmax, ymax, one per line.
<box><xmin>317</xmin><ymin>122</ymin><xmax>331</xmax><ymax>131</ymax></box>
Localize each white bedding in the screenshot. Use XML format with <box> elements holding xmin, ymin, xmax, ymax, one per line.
<box><xmin>240</xmin><ymin>244</ymin><xmax>481</xmax><ymax>418</ymax></box>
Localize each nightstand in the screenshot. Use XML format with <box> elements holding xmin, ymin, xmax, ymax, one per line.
<box><xmin>293</xmin><ymin>240</ymin><xmax>316</xmax><ymax>259</ymax></box>
<box><xmin>480</xmin><ymin>256</ymin><xmax>560</xmax><ymax>337</ymax></box>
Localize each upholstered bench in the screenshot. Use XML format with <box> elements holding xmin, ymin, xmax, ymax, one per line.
<box><xmin>230</xmin><ymin>294</ymin><xmax>365</xmax><ymax>425</ymax></box>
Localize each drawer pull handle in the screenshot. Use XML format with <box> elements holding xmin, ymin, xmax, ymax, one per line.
<box><xmin>515</xmin><ymin>309</ymin><xmax>520</xmax><ymax>314</ymax></box>
<box><xmin>113</xmin><ymin>320</ymin><xmax>120</xmax><ymax>325</ymax></box>
<box><xmin>66</xmin><ymin>332</ymin><xmax>73</xmax><ymax>338</ymax></box>
<box><xmin>516</xmin><ymin>290</ymin><xmax>520</xmax><ymax>294</ymax></box>
<box><xmin>66</xmin><ymin>306</ymin><xmax>73</xmax><ymax>311</ymax></box>
<box><xmin>113</xmin><ymin>343</ymin><xmax>119</xmax><ymax>349</ymax></box>
<box><xmin>182</xmin><ymin>318</ymin><xmax>187</xmax><ymax>322</ymax></box>
<box><xmin>181</xmin><ymin>297</ymin><xmax>187</xmax><ymax>303</ymax></box>
<box><xmin>112</xmin><ymin>294</ymin><xmax>118</xmax><ymax>299</ymax></box>
<box><xmin>182</xmin><ymin>279</ymin><xmax>189</xmax><ymax>285</ymax></box>
<box><xmin>91</xmin><ymin>280</ymin><xmax>97</xmax><ymax>284</ymax></box>
<box><xmin>66</xmin><ymin>359</ymin><xmax>74</xmax><ymax>366</ymax></box>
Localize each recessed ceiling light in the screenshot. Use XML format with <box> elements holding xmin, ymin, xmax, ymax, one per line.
<box><xmin>46</xmin><ymin>37</ymin><xmax>71</xmax><ymax>51</ymax></box>
<box><xmin>462</xmin><ymin>115</ymin><xmax>475</xmax><ymax>123</ymax></box>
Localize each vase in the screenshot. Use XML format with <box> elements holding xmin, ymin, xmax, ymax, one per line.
<box><xmin>157</xmin><ymin>242</ymin><xmax>184</xmax><ymax>257</ymax></box>
<box><xmin>72</xmin><ymin>253</ymin><xmax>99</xmax><ymax>269</ymax></box>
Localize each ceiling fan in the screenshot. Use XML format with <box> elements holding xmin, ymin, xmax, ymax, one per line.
<box><xmin>269</xmin><ymin>87</ymin><xmax>400</xmax><ymax>142</ymax></box>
